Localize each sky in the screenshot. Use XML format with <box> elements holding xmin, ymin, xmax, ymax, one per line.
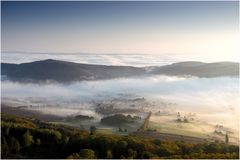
<box><xmin>1</xmin><ymin>1</ymin><xmax>239</xmax><ymax>60</ymax></box>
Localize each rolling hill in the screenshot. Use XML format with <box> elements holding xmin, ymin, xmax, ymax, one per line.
<box><xmin>1</xmin><ymin>59</ymin><xmax>239</xmax><ymax>82</ymax></box>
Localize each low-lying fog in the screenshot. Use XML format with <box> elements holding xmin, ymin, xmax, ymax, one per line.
<box><xmin>1</xmin><ymin>75</ymin><xmax>239</xmax><ymax>131</ymax></box>
<box><xmin>2</xmin><ymin>52</ymin><xmax>236</xmax><ymax>67</ymax></box>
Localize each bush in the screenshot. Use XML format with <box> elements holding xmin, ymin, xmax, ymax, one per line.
<box><xmin>22</xmin><ymin>130</ymin><xmax>34</xmax><ymax>147</ymax></box>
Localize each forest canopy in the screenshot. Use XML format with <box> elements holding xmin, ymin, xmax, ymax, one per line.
<box><xmin>1</xmin><ymin>113</ymin><xmax>239</xmax><ymax>159</ymax></box>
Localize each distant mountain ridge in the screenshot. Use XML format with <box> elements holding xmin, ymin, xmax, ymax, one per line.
<box><xmin>150</xmin><ymin>61</ymin><xmax>239</xmax><ymax>77</ymax></box>
<box><xmin>1</xmin><ymin>59</ymin><xmax>239</xmax><ymax>82</ymax></box>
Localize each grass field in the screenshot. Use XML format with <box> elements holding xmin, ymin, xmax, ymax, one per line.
<box><xmin>148</xmin><ymin>113</ymin><xmax>239</xmax><ymax>145</ymax></box>
<box><xmin>150</xmin><ymin>114</ymin><xmax>220</xmax><ymax>138</ymax></box>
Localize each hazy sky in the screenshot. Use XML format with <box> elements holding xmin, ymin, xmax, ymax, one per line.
<box><xmin>1</xmin><ymin>1</ymin><xmax>239</xmax><ymax>59</ymax></box>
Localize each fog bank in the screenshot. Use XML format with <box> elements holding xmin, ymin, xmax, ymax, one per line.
<box><xmin>1</xmin><ymin>75</ymin><xmax>239</xmax><ymax>130</ymax></box>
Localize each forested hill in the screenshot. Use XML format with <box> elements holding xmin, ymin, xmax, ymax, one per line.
<box><xmin>1</xmin><ymin>59</ymin><xmax>239</xmax><ymax>82</ymax></box>
<box><xmin>1</xmin><ymin>113</ymin><xmax>239</xmax><ymax>159</ymax></box>
<box><xmin>1</xmin><ymin>59</ymin><xmax>144</xmax><ymax>82</ymax></box>
<box><xmin>150</xmin><ymin>61</ymin><xmax>239</xmax><ymax>77</ymax></box>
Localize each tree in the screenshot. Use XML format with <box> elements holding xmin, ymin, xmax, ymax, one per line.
<box><xmin>36</xmin><ymin>138</ymin><xmax>41</xmax><ymax>145</ymax></box>
<box><xmin>128</xmin><ymin>148</ymin><xmax>137</xmax><ymax>158</ymax></box>
<box><xmin>4</xmin><ymin>127</ymin><xmax>10</xmax><ymax>136</ymax></box>
<box><xmin>225</xmin><ymin>133</ymin><xmax>229</xmax><ymax>144</ymax></box>
<box><xmin>50</xmin><ymin>130</ymin><xmax>62</xmax><ymax>143</ymax></box>
<box><xmin>79</xmin><ymin>149</ymin><xmax>96</xmax><ymax>159</ymax></box>
<box><xmin>90</xmin><ymin>126</ymin><xmax>97</xmax><ymax>135</ymax></box>
<box><xmin>119</xmin><ymin>127</ymin><xmax>123</xmax><ymax>132</ymax></box>
<box><xmin>66</xmin><ymin>153</ymin><xmax>80</xmax><ymax>159</ymax></box>
<box><xmin>62</xmin><ymin>134</ymin><xmax>69</xmax><ymax>144</ymax></box>
<box><xmin>142</xmin><ymin>151</ymin><xmax>154</xmax><ymax>159</ymax></box>
<box><xmin>22</xmin><ymin>130</ymin><xmax>34</xmax><ymax>147</ymax></box>
<box><xmin>115</xmin><ymin>140</ymin><xmax>128</xmax><ymax>158</ymax></box>
<box><xmin>120</xmin><ymin>155</ymin><xmax>125</xmax><ymax>159</ymax></box>
<box><xmin>177</xmin><ymin>112</ymin><xmax>181</xmax><ymax>118</ymax></box>
<box><xmin>39</xmin><ymin>129</ymin><xmax>62</xmax><ymax>144</ymax></box>
<box><xmin>153</xmin><ymin>139</ymin><xmax>162</xmax><ymax>145</ymax></box>
<box><xmin>184</xmin><ymin>116</ymin><xmax>188</xmax><ymax>123</ymax></box>
<box><xmin>177</xmin><ymin>112</ymin><xmax>182</xmax><ymax>122</ymax></box>
<box><xmin>106</xmin><ymin>150</ymin><xmax>113</xmax><ymax>159</ymax></box>
<box><xmin>9</xmin><ymin>137</ymin><xmax>20</xmax><ymax>154</ymax></box>
<box><xmin>1</xmin><ymin>138</ymin><xmax>9</xmax><ymax>156</ymax></box>
<box><xmin>117</xmin><ymin>140</ymin><xmax>128</xmax><ymax>149</ymax></box>
<box><xmin>95</xmin><ymin>136</ymin><xmax>112</xmax><ymax>158</ymax></box>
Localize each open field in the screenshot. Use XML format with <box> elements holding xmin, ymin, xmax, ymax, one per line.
<box><xmin>149</xmin><ymin>114</ymin><xmax>212</xmax><ymax>138</ymax></box>
<box><xmin>147</xmin><ymin>113</ymin><xmax>239</xmax><ymax>145</ymax></box>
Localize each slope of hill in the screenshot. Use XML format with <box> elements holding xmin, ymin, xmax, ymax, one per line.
<box><xmin>1</xmin><ymin>59</ymin><xmax>144</xmax><ymax>82</ymax></box>
<box><xmin>1</xmin><ymin>113</ymin><xmax>239</xmax><ymax>159</ymax></box>
<box><xmin>151</xmin><ymin>61</ymin><xmax>239</xmax><ymax>77</ymax></box>
<box><xmin>1</xmin><ymin>59</ymin><xmax>239</xmax><ymax>82</ymax></box>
